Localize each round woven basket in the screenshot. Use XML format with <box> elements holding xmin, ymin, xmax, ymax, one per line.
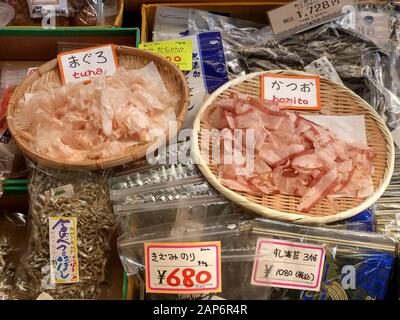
<box><xmin>192</xmin><ymin>70</ymin><xmax>395</xmax><ymax>224</ymax></box>
<box><xmin>7</xmin><ymin>45</ymin><xmax>189</xmax><ymax>170</ymax></box>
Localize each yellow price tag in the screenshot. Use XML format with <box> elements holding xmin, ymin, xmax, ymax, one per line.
<box><xmin>139</xmin><ymin>40</ymin><xmax>193</xmax><ymax>71</ymax></box>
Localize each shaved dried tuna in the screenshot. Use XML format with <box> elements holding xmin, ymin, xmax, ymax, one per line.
<box><xmin>10</xmin><ymin>62</ymin><xmax>179</xmax><ymax>162</ymax></box>
<box><xmin>202</xmin><ymin>94</ymin><xmax>375</xmax><ymax>213</ymax></box>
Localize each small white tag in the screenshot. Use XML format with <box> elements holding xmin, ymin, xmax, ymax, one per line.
<box><xmin>356</xmin><ymin>11</ymin><xmax>391</xmax><ymax>49</ymax></box>
<box><xmin>45</xmin><ymin>184</ymin><xmax>74</xmax><ymax>199</ymax></box>
<box><xmin>27</xmin><ymin>0</ymin><xmax>68</xmax><ymax>18</ymax></box>
<box><xmin>49</xmin><ymin>217</ymin><xmax>79</xmax><ymax>284</ymax></box>
<box><xmin>251</xmin><ymin>238</ymin><xmax>325</xmax><ymax>292</ymax></box>
<box><xmin>57</xmin><ymin>44</ymin><xmax>118</xmax><ymax>84</ymax></box>
<box><xmin>304</xmin><ymin>57</ymin><xmax>343</xmax><ymax>85</ymax></box>
<box><xmin>145</xmin><ymin>241</ymin><xmax>221</xmax><ymax>294</ymax></box>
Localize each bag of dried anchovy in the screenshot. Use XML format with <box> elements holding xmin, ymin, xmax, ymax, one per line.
<box><xmin>0</xmin><ymin>211</ymin><xmax>26</xmax><ymax>300</ymax></box>
<box><xmin>12</xmin><ymin>166</ymin><xmax>116</xmax><ymax>300</ymax></box>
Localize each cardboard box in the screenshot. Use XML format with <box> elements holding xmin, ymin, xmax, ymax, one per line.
<box><xmin>140</xmin><ymin>2</ymin><xmax>288</xmax><ymax>42</ymax></box>
<box><xmin>0</xmin><ymin>28</ymin><xmax>140</xmax><ymax>60</ymax></box>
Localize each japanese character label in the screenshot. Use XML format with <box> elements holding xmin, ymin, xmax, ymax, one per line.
<box><xmin>261</xmin><ymin>73</ymin><xmax>321</xmax><ymax>110</ymax></box>
<box><xmin>251</xmin><ymin>238</ymin><xmax>325</xmax><ymax>291</ymax></box>
<box><xmin>144</xmin><ymin>241</ymin><xmax>221</xmax><ymax>294</ymax></box>
<box><xmin>27</xmin><ymin>0</ymin><xmax>68</xmax><ymax>18</ymax></box>
<box><xmin>139</xmin><ymin>40</ymin><xmax>193</xmax><ymax>71</ymax></box>
<box><xmin>304</xmin><ymin>56</ymin><xmax>343</xmax><ymax>85</ymax></box>
<box><xmin>267</xmin><ymin>0</ymin><xmax>355</xmax><ymax>39</ymax></box>
<box><xmin>49</xmin><ymin>217</ymin><xmax>79</xmax><ymax>284</ymax></box>
<box><xmin>57</xmin><ymin>44</ymin><xmax>118</xmax><ymax>84</ymax></box>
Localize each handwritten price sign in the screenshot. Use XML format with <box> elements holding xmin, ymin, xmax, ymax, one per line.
<box><xmin>139</xmin><ymin>40</ymin><xmax>193</xmax><ymax>71</ymax></box>
<box><xmin>144</xmin><ymin>241</ymin><xmax>221</xmax><ymax>294</ymax></box>
<box><xmin>251</xmin><ymin>238</ymin><xmax>325</xmax><ymax>291</ymax></box>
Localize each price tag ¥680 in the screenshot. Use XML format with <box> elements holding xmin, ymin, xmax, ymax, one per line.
<box><xmin>251</xmin><ymin>238</ymin><xmax>325</xmax><ymax>291</ymax></box>
<box><xmin>144</xmin><ymin>241</ymin><xmax>221</xmax><ymax>294</ymax></box>
<box><xmin>139</xmin><ymin>40</ymin><xmax>193</xmax><ymax>71</ymax></box>
<box><xmin>57</xmin><ymin>44</ymin><xmax>118</xmax><ymax>84</ymax></box>
<box><xmin>261</xmin><ymin>73</ymin><xmax>321</xmax><ymax>110</ymax></box>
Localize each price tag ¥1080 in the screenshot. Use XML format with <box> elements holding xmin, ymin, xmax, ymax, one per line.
<box><xmin>144</xmin><ymin>241</ymin><xmax>221</xmax><ymax>294</ymax></box>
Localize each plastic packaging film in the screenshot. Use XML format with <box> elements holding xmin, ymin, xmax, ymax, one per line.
<box><xmin>118</xmin><ymin>218</ymin><xmax>396</xmax><ymax>300</ymax></box>
<box><xmin>184</xmin><ymin>5</ymin><xmax>400</xmax><ymax>134</ymax></box>
<box><xmin>12</xmin><ymin>164</ymin><xmax>116</xmax><ymax>300</ymax></box>
<box><xmin>4</xmin><ymin>0</ymin><xmax>119</xmax><ymax>27</ymax></box>
<box><xmin>0</xmin><ymin>211</ymin><xmax>26</xmax><ymax>300</ymax></box>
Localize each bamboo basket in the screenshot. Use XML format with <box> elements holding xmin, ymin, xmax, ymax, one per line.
<box><xmin>7</xmin><ymin>45</ymin><xmax>189</xmax><ymax>170</ymax></box>
<box><xmin>192</xmin><ymin>70</ymin><xmax>395</xmax><ymax>224</ymax></box>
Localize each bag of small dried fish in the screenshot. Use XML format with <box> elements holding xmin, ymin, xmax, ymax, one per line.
<box><xmin>0</xmin><ymin>211</ymin><xmax>26</xmax><ymax>300</ymax></box>
<box><xmin>12</xmin><ymin>165</ymin><xmax>116</xmax><ymax>300</ymax></box>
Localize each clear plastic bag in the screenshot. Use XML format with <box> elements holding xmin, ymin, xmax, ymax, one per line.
<box><xmin>0</xmin><ymin>211</ymin><xmax>26</xmax><ymax>300</ymax></box>
<box><xmin>112</xmin><ymin>179</ymin><xmax>219</xmax><ymax>206</ymax></box>
<box><xmin>185</xmin><ymin>8</ymin><xmax>400</xmax><ymax>133</ymax></box>
<box><xmin>0</xmin><ymin>62</ymin><xmax>40</xmax><ymax>181</ymax></box>
<box><xmin>118</xmin><ymin>217</ymin><xmax>396</xmax><ymax>300</ymax></box>
<box><xmin>0</xmin><ymin>2</ymin><xmax>15</xmax><ymax>26</ymax></box>
<box><xmin>12</xmin><ymin>165</ymin><xmax>116</xmax><ymax>300</ymax></box>
<box><xmin>6</xmin><ymin>0</ymin><xmax>119</xmax><ymax>26</ymax></box>
<box><xmin>115</xmin><ymin>197</ymin><xmax>234</xmax><ymax>234</ymax></box>
<box><xmin>118</xmin><ymin>216</ymin><xmax>272</xmax><ymax>300</ymax></box>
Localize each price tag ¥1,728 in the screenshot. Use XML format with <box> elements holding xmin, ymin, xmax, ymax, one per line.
<box><xmin>144</xmin><ymin>241</ymin><xmax>221</xmax><ymax>294</ymax></box>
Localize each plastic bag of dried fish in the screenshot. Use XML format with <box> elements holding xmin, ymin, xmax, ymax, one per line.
<box><xmin>12</xmin><ymin>165</ymin><xmax>116</xmax><ymax>300</ymax></box>
<box><xmin>118</xmin><ymin>216</ymin><xmax>272</xmax><ymax>300</ymax></box>
<box><xmin>186</xmin><ymin>8</ymin><xmax>400</xmax><ymax>134</ymax></box>
<box><xmin>0</xmin><ymin>211</ymin><xmax>26</xmax><ymax>300</ymax></box>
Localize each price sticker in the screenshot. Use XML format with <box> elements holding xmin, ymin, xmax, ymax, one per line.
<box><xmin>139</xmin><ymin>40</ymin><xmax>193</xmax><ymax>71</ymax></box>
<box><xmin>57</xmin><ymin>44</ymin><xmax>118</xmax><ymax>84</ymax></box>
<box><xmin>267</xmin><ymin>0</ymin><xmax>355</xmax><ymax>39</ymax></box>
<box><xmin>144</xmin><ymin>241</ymin><xmax>221</xmax><ymax>294</ymax></box>
<box><xmin>251</xmin><ymin>238</ymin><xmax>325</xmax><ymax>291</ymax></box>
<box><xmin>49</xmin><ymin>217</ymin><xmax>79</xmax><ymax>284</ymax></box>
<box><xmin>261</xmin><ymin>73</ymin><xmax>321</xmax><ymax>110</ymax></box>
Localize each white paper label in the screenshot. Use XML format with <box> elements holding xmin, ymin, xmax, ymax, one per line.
<box><xmin>356</xmin><ymin>11</ymin><xmax>391</xmax><ymax>49</ymax></box>
<box><xmin>268</xmin><ymin>0</ymin><xmax>355</xmax><ymax>39</ymax></box>
<box><xmin>57</xmin><ymin>44</ymin><xmax>118</xmax><ymax>84</ymax></box>
<box><xmin>45</xmin><ymin>184</ymin><xmax>74</xmax><ymax>199</ymax></box>
<box><xmin>49</xmin><ymin>217</ymin><xmax>79</xmax><ymax>284</ymax></box>
<box><xmin>251</xmin><ymin>238</ymin><xmax>325</xmax><ymax>291</ymax></box>
<box><xmin>261</xmin><ymin>73</ymin><xmax>321</xmax><ymax>110</ymax></box>
<box><xmin>145</xmin><ymin>241</ymin><xmax>221</xmax><ymax>294</ymax></box>
<box><xmin>304</xmin><ymin>57</ymin><xmax>343</xmax><ymax>85</ymax></box>
<box><xmin>27</xmin><ymin>0</ymin><xmax>68</xmax><ymax>18</ymax></box>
